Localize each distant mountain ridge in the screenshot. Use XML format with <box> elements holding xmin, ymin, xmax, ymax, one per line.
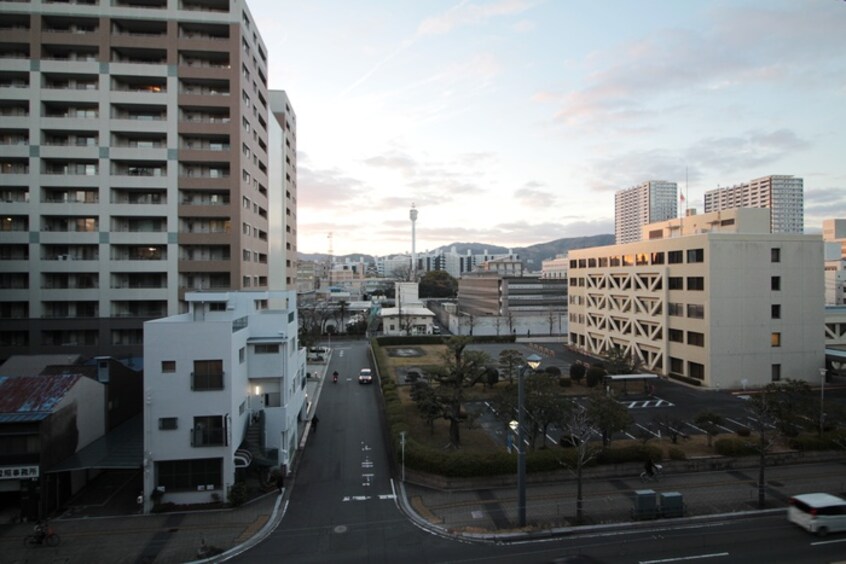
<box><xmin>299</xmin><ymin>234</ymin><xmax>615</xmax><ymax>268</ymax></box>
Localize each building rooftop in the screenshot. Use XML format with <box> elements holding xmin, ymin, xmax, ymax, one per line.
<box><xmin>0</xmin><ymin>374</ymin><xmax>82</xmax><ymax>423</ymax></box>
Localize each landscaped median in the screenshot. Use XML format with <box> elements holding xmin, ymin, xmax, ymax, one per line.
<box><xmin>372</xmin><ymin>336</ymin><xmax>846</xmax><ymax>489</ymax></box>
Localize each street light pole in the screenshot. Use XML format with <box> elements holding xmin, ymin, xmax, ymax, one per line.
<box><xmin>517</xmin><ymin>353</ymin><xmax>542</xmax><ymax>528</ymax></box>
<box><xmin>820</xmin><ymin>367</ymin><xmax>826</xmax><ymax>436</ymax></box>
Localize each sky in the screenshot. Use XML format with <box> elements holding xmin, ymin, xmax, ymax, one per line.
<box><xmin>247</xmin><ymin>0</ymin><xmax>846</xmax><ymax>257</ymax></box>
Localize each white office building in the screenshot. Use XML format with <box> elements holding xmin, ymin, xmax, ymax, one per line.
<box><xmin>568</xmin><ymin>208</ymin><xmax>824</xmax><ymax>389</ymax></box>
<box><xmin>142</xmin><ymin>290</ymin><xmax>305</xmax><ymax>511</ymax></box>
<box><xmin>614</xmin><ymin>181</ymin><xmax>678</xmax><ymax>244</ymax></box>
<box><xmin>703</xmin><ymin>175</ymin><xmax>803</xmax><ymax>234</ymax></box>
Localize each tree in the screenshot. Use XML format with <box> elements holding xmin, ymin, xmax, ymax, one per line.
<box><xmin>484</xmin><ymin>366</ymin><xmax>500</xmax><ymax>389</ymax></box>
<box><xmin>525</xmin><ymin>374</ymin><xmax>568</xmax><ymax>449</ymax></box>
<box><xmin>558</xmin><ymin>405</ymin><xmax>599</xmax><ymax>525</ymax></box>
<box><xmin>410</xmin><ymin>382</ymin><xmax>440</xmax><ymax>434</ymax></box>
<box><xmin>425</xmin><ymin>337</ymin><xmax>491</xmax><ymax>448</ymax></box>
<box><xmin>763</xmin><ymin>380</ymin><xmax>814</xmax><ymax>437</ymax></box>
<box><xmin>499</xmin><ymin>349</ymin><xmax>523</xmax><ymax>384</ymax></box>
<box><xmin>694</xmin><ymin>411</ymin><xmax>724</xmax><ymax>447</ymax></box>
<box><xmin>746</xmin><ymin>392</ymin><xmax>778</xmax><ymax>509</ymax></box>
<box><xmin>652</xmin><ymin>414</ymin><xmax>686</xmax><ymax>444</ymax></box>
<box><xmin>418</xmin><ymin>270</ymin><xmax>458</xmax><ymax>298</ymax></box>
<box><xmin>335</xmin><ymin>300</ymin><xmax>349</xmax><ymax>334</ymax></box>
<box><xmin>391</xmin><ymin>263</ymin><xmax>413</xmax><ymax>282</ymax></box>
<box><xmin>604</xmin><ymin>345</ymin><xmax>638</xmax><ymax>375</ymax></box>
<box><xmin>586</xmin><ymin>391</ymin><xmax>632</xmax><ymax>447</ymax></box>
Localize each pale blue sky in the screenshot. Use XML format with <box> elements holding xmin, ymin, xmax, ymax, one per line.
<box><xmin>247</xmin><ymin>0</ymin><xmax>846</xmax><ymax>256</ymax></box>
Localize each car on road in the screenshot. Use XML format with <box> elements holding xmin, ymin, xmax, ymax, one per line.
<box><xmin>358</xmin><ymin>368</ymin><xmax>373</xmax><ymax>384</ymax></box>
<box><xmin>788</xmin><ymin>492</ymin><xmax>846</xmax><ymax>536</ymax></box>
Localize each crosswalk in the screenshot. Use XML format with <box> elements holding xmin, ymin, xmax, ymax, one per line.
<box><xmin>621</xmin><ymin>397</ymin><xmax>674</xmax><ymax>409</ymax></box>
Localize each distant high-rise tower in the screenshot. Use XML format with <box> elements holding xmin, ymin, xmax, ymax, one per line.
<box><xmin>410</xmin><ymin>204</ymin><xmax>418</xmax><ymax>280</ymax></box>
<box><xmin>703</xmin><ymin>175</ymin><xmax>803</xmax><ymax>234</ymax></box>
<box><xmin>614</xmin><ymin>181</ymin><xmax>678</xmax><ymax>244</ymax></box>
<box><xmin>0</xmin><ymin>0</ymin><xmax>295</xmax><ymax>360</ymax></box>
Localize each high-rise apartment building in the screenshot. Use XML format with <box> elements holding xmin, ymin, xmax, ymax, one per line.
<box><xmin>703</xmin><ymin>175</ymin><xmax>803</xmax><ymax>234</ymax></box>
<box><xmin>614</xmin><ymin>181</ymin><xmax>678</xmax><ymax>244</ymax></box>
<box><xmin>0</xmin><ymin>0</ymin><xmax>296</xmax><ymax>360</ymax></box>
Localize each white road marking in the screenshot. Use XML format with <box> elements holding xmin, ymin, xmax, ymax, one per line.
<box><xmin>342</xmin><ymin>494</ymin><xmax>396</xmax><ymax>502</ymax></box>
<box><xmin>811</xmin><ymin>537</ymin><xmax>846</xmax><ymax>546</ymax></box>
<box><xmin>639</xmin><ymin>552</ymin><xmax>729</xmax><ymax>563</ymax></box>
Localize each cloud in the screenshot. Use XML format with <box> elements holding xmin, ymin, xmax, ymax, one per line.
<box><xmin>544</xmin><ymin>1</ymin><xmax>846</xmax><ymax>130</ymax></box>
<box><xmin>684</xmin><ymin>129</ymin><xmax>810</xmax><ymax>175</ymax></box>
<box><xmin>297</xmin><ymin>165</ymin><xmax>367</xmax><ymax>209</ymax></box>
<box><xmin>363</xmin><ymin>152</ymin><xmax>418</xmax><ymax>176</ymax></box>
<box><xmin>417</xmin><ymin>0</ymin><xmax>540</xmax><ymax>36</ymax></box>
<box><xmin>514</xmin><ymin>182</ymin><xmax>556</xmax><ymax>207</ymax></box>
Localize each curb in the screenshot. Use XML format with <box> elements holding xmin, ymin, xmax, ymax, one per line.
<box><xmin>394</xmin><ymin>479</ymin><xmax>786</xmax><ymax>545</ymax></box>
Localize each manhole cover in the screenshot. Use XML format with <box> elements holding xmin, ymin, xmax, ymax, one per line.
<box><xmin>334</xmin><ymin>525</ymin><xmax>348</xmax><ymax>534</ymax></box>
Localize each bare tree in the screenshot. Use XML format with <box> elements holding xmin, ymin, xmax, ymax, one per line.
<box><xmin>746</xmin><ymin>393</ymin><xmax>778</xmax><ymax>509</ymax></box>
<box><xmin>559</xmin><ymin>404</ymin><xmax>599</xmax><ymax>525</ymax></box>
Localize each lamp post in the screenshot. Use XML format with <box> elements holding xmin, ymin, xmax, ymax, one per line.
<box><xmin>516</xmin><ymin>353</ymin><xmax>542</xmax><ymax>528</ymax></box>
<box><xmin>820</xmin><ymin>367</ymin><xmax>827</xmax><ymax>437</ymax></box>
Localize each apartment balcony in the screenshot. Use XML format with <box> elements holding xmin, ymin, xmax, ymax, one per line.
<box><xmin>111</xmin><ymin>272</ymin><xmax>167</xmax><ymax>290</ymax></box>
<box><xmin>110</xmin><ymin>244</ymin><xmax>168</xmax><ymax>263</ymax></box>
<box><xmin>110</xmin><ymin>300</ymin><xmax>168</xmax><ymax>319</ymax></box>
<box><xmin>41</xmin><ymin>244</ymin><xmax>99</xmax><ymax>262</ymax></box>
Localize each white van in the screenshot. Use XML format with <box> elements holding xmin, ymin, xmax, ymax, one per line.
<box><xmin>788</xmin><ymin>493</ymin><xmax>846</xmax><ymax>537</ymax></box>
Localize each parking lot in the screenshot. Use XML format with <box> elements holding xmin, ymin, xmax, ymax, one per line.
<box><xmin>464</xmin><ymin>340</ymin><xmax>845</xmax><ymax>450</ymax></box>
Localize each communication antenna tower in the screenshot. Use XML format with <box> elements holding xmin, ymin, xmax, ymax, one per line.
<box><xmin>327</xmin><ymin>232</ymin><xmax>333</xmax><ymax>285</ymax></box>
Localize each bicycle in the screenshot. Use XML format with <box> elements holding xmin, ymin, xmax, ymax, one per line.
<box><xmin>639</xmin><ymin>463</ymin><xmax>663</xmax><ymax>482</ymax></box>
<box><xmin>24</xmin><ymin>522</ymin><xmax>60</xmax><ymax>548</ymax></box>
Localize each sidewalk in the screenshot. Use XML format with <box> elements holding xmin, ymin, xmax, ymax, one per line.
<box><xmin>397</xmin><ymin>458</ymin><xmax>846</xmax><ymax>541</ymax></box>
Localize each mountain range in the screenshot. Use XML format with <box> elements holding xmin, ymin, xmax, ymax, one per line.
<box><xmin>299</xmin><ymin>234</ymin><xmax>615</xmax><ymax>268</ymax></box>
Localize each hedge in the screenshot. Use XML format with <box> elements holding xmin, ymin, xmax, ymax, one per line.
<box><xmin>788</xmin><ymin>431</ymin><xmax>846</xmax><ymax>451</ymax></box>
<box><xmin>714</xmin><ymin>436</ymin><xmax>757</xmax><ymax>456</ymax></box>
<box><xmin>596</xmin><ymin>444</ymin><xmax>663</xmax><ymax>465</ymax></box>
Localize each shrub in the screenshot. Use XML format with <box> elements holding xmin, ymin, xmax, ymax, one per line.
<box><xmin>714</xmin><ymin>437</ymin><xmax>756</xmax><ymax>457</ymax></box>
<box><xmin>559</xmin><ymin>377</ymin><xmax>572</xmax><ymax>387</ymax></box>
<box><xmin>788</xmin><ymin>431</ymin><xmax>846</xmax><ymax>451</ymax></box>
<box><xmin>570</xmin><ymin>363</ymin><xmax>586</xmax><ymax>384</ymax></box>
<box><xmin>736</xmin><ymin>428</ymin><xmax>751</xmax><ymax>437</ymax></box>
<box><xmin>597</xmin><ymin>444</ymin><xmax>662</xmax><ymax>465</ymax></box>
<box><xmin>228</xmin><ymin>481</ymin><xmax>248</xmax><ymax>507</ymax></box>
<box><xmin>585</xmin><ymin>366</ymin><xmax>605</xmax><ymax>388</ymax></box>
<box><xmin>667</xmin><ymin>446</ymin><xmax>686</xmax><ymax>461</ymax></box>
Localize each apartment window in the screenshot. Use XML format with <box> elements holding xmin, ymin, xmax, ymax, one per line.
<box><xmin>192</xmin><ymin>359</ymin><xmax>224</xmax><ymax>390</ymax></box>
<box><xmin>686</xmin><ymin>248</ymin><xmax>704</xmax><ymax>263</ymax></box>
<box><xmin>668</xmin><ymin>329</ymin><xmax>683</xmax><ymax>343</ymax></box>
<box><xmin>689</xmin><ymin>362</ymin><xmax>705</xmax><ymax>381</ymax></box>
<box><xmin>687</xmin><ymin>331</ymin><xmax>705</xmax><ymax>347</ymax></box>
<box><xmin>771</xmin><ymin>248</ymin><xmax>781</xmax><ymax>263</ymax></box>
<box><xmin>668</xmin><ymin>250</ymin><xmax>683</xmax><ymax>264</ymax></box>
<box><xmin>239</xmin><ymin>347</ymin><xmax>245</xmax><ymax>363</ymax></box>
<box><xmin>255</xmin><ymin>344</ymin><xmax>279</xmax><ymax>354</ymax></box>
<box><xmin>209</xmin><ymin>302</ymin><xmax>226</xmax><ymax>311</ymax></box>
<box><xmin>669</xmin><ymin>357</ymin><xmax>684</xmax><ymax>374</ymax></box>
<box><xmin>687</xmin><ymin>277</ymin><xmax>704</xmax><ymax>291</ymax></box>
<box><xmin>191</xmin><ymin>415</ymin><xmax>225</xmax><ymax>447</ymax></box>
<box><xmin>771</xmin><ymin>332</ymin><xmax>781</xmax><ymax>347</ymax></box>
<box><xmin>158</xmin><ymin>417</ymin><xmax>177</xmax><ymax>430</ymax></box>
<box><xmin>771</xmin><ymin>304</ymin><xmax>781</xmax><ymax>319</ymax></box>
<box><xmin>156</xmin><ymin>458</ymin><xmax>222</xmax><ymax>492</ymax></box>
<box><xmin>651</xmin><ymin>252</ymin><xmax>664</xmax><ymax>265</ymax></box>
<box><xmin>687</xmin><ymin>304</ymin><xmax>704</xmax><ymax>319</ymax></box>
<box><xmin>772</xmin><ymin>364</ymin><xmax>781</xmax><ymax>382</ymax></box>
<box><xmin>161</xmin><ymin>360</ymin><xmax>175</xmax><ymax>373</ymax></box>
<box><xmin>771</xmin><ymin>276</ymin><xmax>781</xmax><ymax>291</ymax></box>
<box><xmin>668</xmin><ymin>277</ymin><xmax>683</xmax><ymax>290</ymax></box>
<box><xmin>668</xmin><ymin>303</ymin><xmax>684</xmax><ymax>317</ymax></box>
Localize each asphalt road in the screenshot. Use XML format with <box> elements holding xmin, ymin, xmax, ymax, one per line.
<box><xmin>234</xmin><ymin>339</ymin><xmax>846</xmax><ymax>563</ymax></box>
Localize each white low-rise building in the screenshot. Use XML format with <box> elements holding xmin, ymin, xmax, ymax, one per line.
<box><xmin>142</xmin><ymin>291</ymin><xmax>306</xmax><ymax>511</ymax></box>
<box><xmin>568</xmin><ymin>208</ymin><xmax>824</xmax><ymax>389</ymax></box>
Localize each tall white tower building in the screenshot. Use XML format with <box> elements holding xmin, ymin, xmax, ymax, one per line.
<box><xmin>614</xmin><ymin>181</ymin><xmax>678</xmax><ymax>244</ymax></box>
<box><xmin>410</xmin><ymin>203</ymin><xmax>418</xmax><ymax>280</ymax></box>
<box><xmin>703</xmin><ymin>175</ymin><xmax>804</xmax><ymax>234</ymax></box>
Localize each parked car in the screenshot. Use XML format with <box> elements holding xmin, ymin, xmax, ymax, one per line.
<box><xmin>358</xmin><ymin>368</ymin><xmax>373</xmax><ymax>384</ymax></box>
<box><xmin>788</xmin><ymin>493</ymin><xmax>846</xmax><ymax>537</ymax></box>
